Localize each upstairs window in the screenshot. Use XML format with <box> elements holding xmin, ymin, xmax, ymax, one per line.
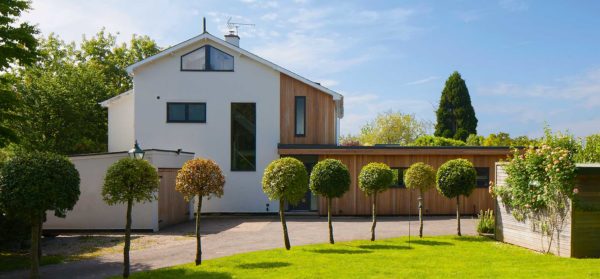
<box><xmin>476</xmin><ymin>167</ymin><xmax>490</xmax><ymax>188</ymax></box>
<box><xmin>295</xmin><ymin>96</ymin><xmax>306</xmax><ymax>136</ymax></box>
<box><xmin>181</xmin><ymin>46</ymin><xmax>234</xmax><ymax>71</ymax></box>
<box><xmin>167</xmin><ymin>103</ymin><xmax>206</xmax><ymax>123</ymax></box>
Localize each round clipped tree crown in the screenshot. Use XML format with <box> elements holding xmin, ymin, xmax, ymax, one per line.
<box><xmin>358</xmin><ymin>162</ymin><xmax>393</xmax><ymax>195</ymax></box>
<box><xmin>176</xmin><ymin>158</ymin><xmax>225</xmax><ymax>201</ymax></box>
<box><xmin>0</xmin><ymin>152</ymin><xmax>80</xmax><ymax>219</ymax></box>
<box><xmin>102</xmin><ymin>158</ymin><xmax>160</xmax><ymax>205</ymax></box>
<box><xmin>436</xmin><ymin>158</ymin><xmax>477</xmax><ymax>198</ymax></box>
<box><xmin>262</xmin><ymin>157</ymin><xmax>308</xmax><ymax>205</ymax></box>
<box><xmin>404</xmin><ymin>162</ymin><xmax>436</xmax><ymax>192</ymax></box>
<box><xmin>309</xmin><ymin>159</ymin><xmax>351</xmax><ymax>198</ymax></box>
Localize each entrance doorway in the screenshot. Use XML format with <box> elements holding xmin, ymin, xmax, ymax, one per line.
<box><xmin>285</xmin><ymin>155</ymin><xmax>318</xmax><ymax>212</ymax></box>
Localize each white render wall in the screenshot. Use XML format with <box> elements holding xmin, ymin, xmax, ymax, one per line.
<box><xmin>107</xmin><ymin>92</ymin><xmax>134</xmax><ymax>152</ymax></box>
<box><xmin>132</xmin><ymin>41</ymin><xmax>280</xmax><ymax>213</ymax></box>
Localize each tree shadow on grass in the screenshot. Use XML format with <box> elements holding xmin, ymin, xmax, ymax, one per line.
<box><xmin>237</xmin><ymin>261</ymin><xmax>291</xmax><ymax>269</ymax></box>
<box><xmin>311</xmin><ymin>248</ymin><xmax>372</xmax><ymax>255</ymax></box>
<box><xmin>357</xmin><ymin>244</ymin><xmax>413</xmax><ymax>250</ymax></box>
<box><xmin>410</xmin><ymin>240</ymin><xmax>454</xmax><ymax>246</ymax></box>
<box><xmin>453</xmin><ymin>236</ymin><xmax>492</xmax><ymax>242</ymax></box>
<box><xmin>136</xmin><ymin>269</ymin><xmax>233</xmax><ymax>279</ymax></box>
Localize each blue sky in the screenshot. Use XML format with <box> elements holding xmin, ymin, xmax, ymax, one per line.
<box><xmin>24</xmin><ymin>0</ymin><xmax>600</xmax><ymax>137</ymax></box>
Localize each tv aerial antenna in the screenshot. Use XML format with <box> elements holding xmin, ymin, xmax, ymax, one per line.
<box><xmin>227</xmin><ymin>17</ymin><xmax>255</xmax><ymax>35</ymax></box>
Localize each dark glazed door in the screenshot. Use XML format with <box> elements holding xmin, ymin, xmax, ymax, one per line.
<box><xmin>287</xmin><ymin>161</ymin><xmax>316</xmax><ymax>211</ymax></box>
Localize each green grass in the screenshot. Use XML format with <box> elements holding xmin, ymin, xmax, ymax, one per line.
<box><xmin>0</xmin><ymin>252</ymin><xmax>65</xmax><ymax>272</ymax></box>
<box><xmin>130</xmin><ymin>236</ymin><xmax>600</xmax><ymax>279</ymax></box>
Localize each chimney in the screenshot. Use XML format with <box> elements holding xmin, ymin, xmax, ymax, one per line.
<box><xmin>224</xmin><ymin>31</ymin><xmax>240</xmax><ymax>47</ymax></box>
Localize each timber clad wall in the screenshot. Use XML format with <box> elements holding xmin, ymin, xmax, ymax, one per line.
<box><xmin>280</xmin><ymin>73</ymin><xmax>336</xmax><ymax>144</ymax></box>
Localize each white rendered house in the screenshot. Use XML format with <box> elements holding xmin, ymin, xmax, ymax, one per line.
<box><xmin>100</xmin><ymin>31</ymin><xmax>344</xmax><ymax>214</ymax></box>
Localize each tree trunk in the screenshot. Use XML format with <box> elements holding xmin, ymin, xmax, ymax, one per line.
<box><xmin>30</xmin><ymin>213</ymin><xmax>41</xmax><ymax>279</ymax></box>
<box><xmin>195</xmin><ymin>197</ymin><xmax>203</xmax><ymax>265</ymax></box>
<box><xmin>371</xmin><ymin>194</ymin><xmax>377</xmax><ymax>241</ymax></box>
<box><xmin>419</xmin><ymin>190</ymin><xmax>424</xmax><ymax>238</ymax></box>
<box><xmin>123</xmin><ymin>198</ymin><xmax>133</xmax><ymax>278</ymax></box>
<box><xmin>328</xmin><ymin>197</ymin><xmax>334</xmax><ymax>244</ymax></box>
<box><xmin>279</xmin><ymin>199</ymin><xmax>291</xmax><ymax>250</ymax></box>
<box><xmin>456</xmin><ymin>196</ymin><xmax>461</xmax><ymax>236</ymax></box>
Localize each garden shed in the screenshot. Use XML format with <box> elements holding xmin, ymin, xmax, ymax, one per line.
<box><xmin>43</xmin><ymin>149</ymin><xmax>194</xmax><ymax>232</ymax></box>
<box><xmin>495</xmin><ymin>163</ymin><xmax>600</xmax><ymax>258</ymax></box>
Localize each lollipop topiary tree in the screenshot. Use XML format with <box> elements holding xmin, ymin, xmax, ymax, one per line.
<box><xmin>358</xmin><ymin>162</ymin><xmax>393</xmax><ymax>241</ymax></box>
<box><xmin>404</xmin><ymin>162</ymin><xmax>436</xmax><ymax>238</ymax></box>
<box><xmin>436</xmin><ymin>159</ymin><xmax>476</xmax><ymax>236</ymax></box>
<box><xmin>262</xmin><ymin>157</ymin><xmax>308</xmax><ymax>250</ymax></box>
<box><xmin>309</xmin><ymin>159</ymin><xmax>351</xmax><ymax>244</ymax></box>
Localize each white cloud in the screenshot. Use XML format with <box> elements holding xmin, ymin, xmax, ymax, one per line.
<box><xmin>499</xmin><ymin>0</ymin><xmax>529</xmax><ymax>12</ymax></box>
<box><xmin>261</xmin><ymin>13</ymin><xmax>278</xmax><ymax>21</ymax></box>
<box><xmin>404</xmin><ymin>76</ymin><xmax>439</xmax><ymax>86</ymax></box>
<box><xmin>318</xmin><ymin>79</ymin><xmax>339</xmax><ymax>88</ymax></box>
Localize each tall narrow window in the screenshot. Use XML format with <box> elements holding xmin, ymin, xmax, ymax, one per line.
<box><xmin>231</xmin><ymin>103</ymin><xmax>256</xmax><ymax>171</ymax></box>
<box><xmin>295</xmin><ymin>96</ymin><xmax>306</xmax><ymax>136</ymax></box>
<box><xmin>476</xmin><ymin>167</ymin><xmax>490</xmax><ymax>188</ymax></box>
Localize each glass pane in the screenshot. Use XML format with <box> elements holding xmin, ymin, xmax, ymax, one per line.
<box><xmin>209</xmin><ymin>47</ymin><xmax>234</xmax><ymax>70</ymax></box>
<box><xmin>476</xmin><ymin>167</ymin><xmax>490</xmax><ymax>188</ymax></box>
<box><xmin>231</xmin><ymin>103</ymin><xmax>256</xmax><ymax>171</ymax></box>
<box><xmin>167</xmin><ymin>104</ymin><xmax>186</xmax><ymax>121</ymax></box>
<box><xmin>295</xmin><ymin>97</ymin><xmax>305</xmax><ymax>135</ymax></box>
<box><xmin>188</xmin><ymin>103</ymin><xmax>206</xmax><ymax>122</ymax></box>
<box><xmin>182</xmin><ymin>47</ymin><xmax>206</xmax><ymax>70</ymax></box>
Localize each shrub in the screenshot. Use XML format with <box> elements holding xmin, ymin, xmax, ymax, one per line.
<box><xmin>436</xmin><ymin>159</ymin><xmax>476</xmax><ymax>236</ymax></box>
<box><xmin>309</xmin><ymin>159</ymin><xmax>351</xmax><ymax>244</ymax></box>
<box><xmin>0</xmin><ymin>152</ymin><xmax>80</xmax><ymax>278</ymax></box>
<box><xmin>404</xmin><ymin>162</ymin><xmax>436</xmax><ymax>237</ymax></box>
<box><xmin>576</xmin><ymin>134</ymin><xmax>600</xmax><ymax>163</ymax></box>
<box><xmin>103</xmin><ymin>158</ymin><xmax>159</xmax><ymax>278</ymax></box>
<box><xmin>176</xmin><ymin>158</ymin><xmax>225</xmax><ymax>265</ymax></box>
<box><xmin>477</xmin><ymin>209</ymin><xmax>495</xmax><ymax>234</ymax></box>
<box><xmin>412</xmin><ymin>135</ymin><xmax>466</xmax><ymax>147</ymax></box>
<box><xmin>262</xmin><ymin>157</ymin><xmax>308</xmax><ymax>250</ymax></box>
<box><xmin>358</xmin><ymin>162</ymin><xmax>393</xmax><ymax>241</ymax></box>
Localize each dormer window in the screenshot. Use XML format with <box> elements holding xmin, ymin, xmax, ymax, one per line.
<box><xmin>181</xmin><ymin>45</ymin><xmax>234</xmax><ymax>71</ymax></box>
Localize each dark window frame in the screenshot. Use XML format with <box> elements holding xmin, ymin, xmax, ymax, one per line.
<box><xmin>476</xmin><ymin>167</ymin><xmax>490</xmax><ymax>188</ymax></box>
<box><xmin>166</xmin><ymin>102</ymin><xmax>207</xmax><ymax>123</ymax></box>
<box><xmin>231</xmin><ymin>102</ymin><xmax>256</xmax><ymax>172</ymax></box>
<box><xmin>180</xmin><ymin>45</ymin><xmax>234</xmax><ymax>72</ymax></box>
<box><xmin>294</xmin><ymin>96</ymin><xmax>306</xmax><ymax>137</ymax></box>
<box><xmin>391</xmin><ymin>167</ymin><xmax>408</xmax><ymax>188</ymax></box>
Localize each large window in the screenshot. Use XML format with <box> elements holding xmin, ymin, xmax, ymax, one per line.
<box><xmin>167</xmin><ymin>103</ymin><xmax>206</xmax><ymax>123</ymax></box>
<box><xmin>231</xmin><ymin>103</ymin><xmax>256</xmax><ymax>171</ymax></box>
<box><xmin>476</xmin><ymin>167</ymin><xmax>490</xmax><ymax>188</ymax></box>
<box><xmin>181</xmin><ymin>45</ymin><xmax>234</xmax><ymax>71</ymax></box>
<box><xmin>391</xmin><ymin>167</ymin><xmax>407</xmax><ymax>188</ymax></box>
<box><xmin>295</xmin><ymin>96</ymin><xmax>306</xmax><ymax>136</ymax></box>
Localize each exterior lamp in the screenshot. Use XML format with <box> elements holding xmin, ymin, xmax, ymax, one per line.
<box><xmin>128</xmin><ymin>141</ymin><xmax>145</xmax><ymax>160</ymax></box>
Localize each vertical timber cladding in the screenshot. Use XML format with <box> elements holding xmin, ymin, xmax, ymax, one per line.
<box><xmin>158</xmin><ymin>168</ymin><xmax>190</xmax><ymax>229</ymax></box>
<box><xmin>280</xmin><ymin>73</ymin><xmax>336</xmax><ymax>144</ymax></box>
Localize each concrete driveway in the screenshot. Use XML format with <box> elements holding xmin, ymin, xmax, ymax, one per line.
<box><xmin>1</xmin><ymin>215</ymin><xmax>477</xmax><ymax>279</ymax></box>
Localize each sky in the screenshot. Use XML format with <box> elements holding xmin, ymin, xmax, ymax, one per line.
<box><xmin>22</xmin><ymin>0</ymin><xmax>600</xmax><ymax>138</ymax></box>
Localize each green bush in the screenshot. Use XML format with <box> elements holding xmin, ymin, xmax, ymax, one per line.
<box><xmin>310</xmin><ymin>159</ymin><xmax>351</xmax><ymax>244</ymax></box>
<box><xmin>404</xmin><ymin>162</ymin><xmax>436</xmax><ymax>238</ymax></box>
<box><xmin>576</xmin><ymin>134</ymin><xmax>600</xmax><ymax>163</ymax></box>
<box><xmin>412</xmin><ymin>135</ymin><xmax>466</xmax><ymax>147</ymax></box>
<box><xmin>436</xmin><ymin>158</ymin><xmax>476</xmax><ymax>236</ymax></box>
<box><xmin>477</xmin><ymin>209</ymin><xmax>495</xmax><ymax>234</ymax></box>
<box><xmin>262</xmin><ymin>157</ymin><xmax>308</xmax><ymax>250</ymax></box>
<box><xmin>359</xmin><ymin>162</ymin><xmax>393</xmax><ymax>241</ymax></box>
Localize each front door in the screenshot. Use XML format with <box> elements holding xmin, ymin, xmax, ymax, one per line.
<box><xmin>287</xmin><ymin>158</ymin><xmax>317</xmax><ymax>211</ymax></box>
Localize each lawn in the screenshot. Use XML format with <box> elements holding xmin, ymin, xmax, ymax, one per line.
<box><xmin>0</xmin><ymin>252</ymin><xmax>64</xmax><ymax>272</ymax></box>
<box><xmin>130</xmin><ymin>236</ymin><xmax>600</xmax><ymax>279</ymax></box>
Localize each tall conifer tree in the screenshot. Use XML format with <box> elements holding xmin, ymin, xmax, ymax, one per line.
<box><xmin>434</xmin><ymin>71</ymin><xmax>477</xmax><ymax>141</ymax></box>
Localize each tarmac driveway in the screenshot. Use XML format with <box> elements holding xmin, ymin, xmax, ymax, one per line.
<box><xmin>1</xmin><ymin>215</ymin><xmax>476</xmax><ymax>279</ymax></box>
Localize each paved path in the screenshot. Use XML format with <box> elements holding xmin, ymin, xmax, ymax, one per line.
<box><xmin>1</xmin><ymin>216</ymin><xmax>476</xmax><ymax>279</ymax></box>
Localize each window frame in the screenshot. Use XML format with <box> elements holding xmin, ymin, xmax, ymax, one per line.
<box><xmin>294</xmin><ymin>96</ymin><xmax>306</xmax><ymax>137</ymax></box>
<box><xmin>180</xmin><ymin>45</ymin><xmax>234</xmax><ymax>72</ymax></box>
<box><xmin>166</xmin><ymin>102</ymin><xmax>207</xmax><ymax>123</ymax></box>
<box><xmin>475</xmin><ymin>167</ymin><xmax>490</xmax><ymax>188</ymax></box>
<box><xmin>231</xmin><ymin>102</ymin><xmax>256</xmax><ymax>172</ymax></box>
<box><xmin>391</xmin><ymin>167</ymin><xmax>408</xmax><ymax>188</ymax></box>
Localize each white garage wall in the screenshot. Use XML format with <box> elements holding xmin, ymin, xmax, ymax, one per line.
<box><xmin>107</xmin><ymin>91</ymin><xmax>135</xmax><ymax>152</ymax></box>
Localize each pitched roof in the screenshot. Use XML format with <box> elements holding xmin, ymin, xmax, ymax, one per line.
<box><xmin>126</xmin><ymin>32</ymin><xmax>343</xmax><ymax>101</ymax></box>
<box><xmin>99</xmin><ymin>89</ymin><xmax>133</xmax><ymax>107</ymax></box>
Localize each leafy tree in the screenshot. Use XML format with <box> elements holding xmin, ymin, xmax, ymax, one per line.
<box><xmin>175</xmin><ymin>158</ymin><xmax>225</xmax><ymax>265</ymax></box>
<box><xmin>483</xmin><ymin>132</ymin><xmax>512</xmax><ymax>146</ymax></box>
<box><xmin>262</xmin><ymin>157</ymin><xmax>308</xmax><ymax>250</ymax></box>
<box><xmin>434</xmin><ymin>71</ymin><xmax>478</xmax><ymax>141</ymax></box>
<box><xmin>436</xmin><ymin>159</ymin><xmax>476</xmax><ymax>236</ymax></box>
<box><xmin>356</xmin><ymin>111</ymin><xmax>429</xmax><ymax>145</ymax></box>
<box><xmin>576</xmin><ymin>134</ymin><xmax>600</xmax><ymax>163</ymax></box>
<box><xmin>0</xmin><ymin>0</ymin><xmax>39</xmax><ymax>148</ymax></box>
<box><xmin>412</xmin><ymin>135</ymin><xmax>466</xmax><ymax>146</ymax></box>
<box><xmin>9</xmin><ymin>32</ymin><xmax>160</xmax><ymax>154</ymax></box>
<box><xmin>466</xmin><ymin>134</ymin><xmax>484</xmax><ymax>146</ymax></box>
<box><xmin>404</xmin><ymin>162</ymin><xmax>436</xmax><ymax>238</ymax></box>
<box><xmin>358</xmin><ymin>162</ymin><xmax>393</xmax><ymax>241</ymax></box>
<box><xmin>102</xmin><ymin>158</ymin><xmax>159</xmax><ymax>278</ymax></box>
<box><xmin>0</xmin><ymin>152</ymin><xmax>80</xmax><ymax>278</ymax></box>
<box><xmin>309</xmin><ymin>159</ymin><xmax>351</xmax><ymax>244</ymax></box>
